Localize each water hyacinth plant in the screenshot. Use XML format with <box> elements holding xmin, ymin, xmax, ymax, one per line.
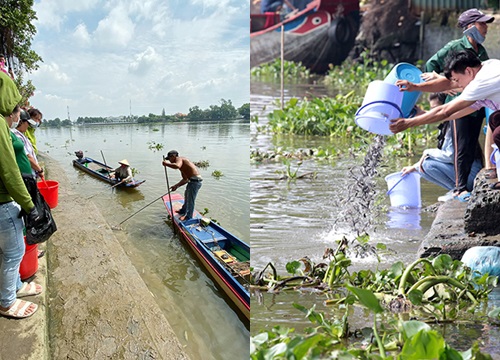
<box><xmin>251</xmin><ymin>237</ymin><xmax>498</xmax><ymax>358</ymax></box>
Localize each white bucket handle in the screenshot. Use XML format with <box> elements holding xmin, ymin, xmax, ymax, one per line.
<box><xmin>356</xmin><ymin>100</ymin><xmax>404</xmax><ymax>118</ymax></box>
<box><xmin>386</xmin><ymin>173</ymin><xmax>408</xmax><ymax>195</ymax></box>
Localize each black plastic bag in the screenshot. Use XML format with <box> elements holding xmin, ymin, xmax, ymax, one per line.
<box><xmin>22</xmin><ymin>176</ymin><xmax>57</xmax><ymax>245</ymax></box>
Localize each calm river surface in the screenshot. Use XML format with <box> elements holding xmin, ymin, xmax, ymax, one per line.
<box><xmin>250</xmin><ymin>80</ymin><xmax>500</xmax><ymax>356</ymax></box>
<box><xmin>38</xmin><ymin>121</ymin><xmax>249</xmax><ymax>360</ymax></box>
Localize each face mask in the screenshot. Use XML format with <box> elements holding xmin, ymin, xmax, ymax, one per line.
<box><xmin>10</xmin><ymin>120</ymin><xmax>19</xmax><ymax>129</ymax></box>
<box><xmin>464</xmin><ymin>25</ymin><xmax>485</xmax><ymax>44</ymax></box>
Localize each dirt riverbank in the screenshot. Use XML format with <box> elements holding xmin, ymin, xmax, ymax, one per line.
<box><xmin>0</xmin><ymin>153</ymin><xmax>188</xmax><ymax>359</ymax></box>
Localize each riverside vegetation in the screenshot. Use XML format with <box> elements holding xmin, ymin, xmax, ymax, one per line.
<box><xmin>251</xmin><ymin>56</ymin><xmax>500</xmax><ymax>358</ymax></box>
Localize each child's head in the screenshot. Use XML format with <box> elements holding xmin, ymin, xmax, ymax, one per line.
<box><xmin>429</xmin><ymin>93</ymin><xmax>446</xmax><ymax>109</ymax></box>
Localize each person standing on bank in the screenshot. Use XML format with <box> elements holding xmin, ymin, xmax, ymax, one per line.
<box><xmin>13</xmin><ymin>109</ymin><xmax>43</xmax><ymax>178</ymax></box>
<box><xmin>162</xmin><ymin>150</ymin><xmax>202</xmax><ymax>221</ymax></box>
<box><xmin>26</xmin><ymin>108</ymin><xmax>43</xmax><ymax>155</ymax></box>
<box><xmin>0</xmin><ymin>72</ymin><xmax>42</xmax><ymax>319</ymax></box>
<box><xmin>424</xmin><ymin>8</ymin><xmax>494</xmax><ymax>201</ymax></box>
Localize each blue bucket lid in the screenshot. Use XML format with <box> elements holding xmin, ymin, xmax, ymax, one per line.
<box><xmin>394</xmin><ymin>63</ymin><xmax>422</xmax><ymax>84</ymax></box>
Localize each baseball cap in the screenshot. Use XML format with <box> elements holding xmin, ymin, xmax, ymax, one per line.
<box><xmin>458</xmin><ymin>8</ymin><xmax>494</xmax><ymax>28</ymax></box>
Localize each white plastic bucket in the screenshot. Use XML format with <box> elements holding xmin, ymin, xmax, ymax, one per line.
<box><xmin>386</xmin><ymin>207</ymin><xmax>421</xmax><ymax>230</ymax></box>
<box><xmin>385</xmin><ymin>171</ymin><xmax>421</xmax><ymax>208</ymax></box>
<box><xmin>355</xmin><ymin>80</ymin><xmax>404</xmax><ymax>136</ymax></box>
<box><xmin>490</xmin><ymin>144</ymin><xmax>500</xmax><ymax>180</ymax></box>
<box><xmin>384</xmin><ymin>63</ymin><xmax>423</xmax><ymax>117</ymax></box>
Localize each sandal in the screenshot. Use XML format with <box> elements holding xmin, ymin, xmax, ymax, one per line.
<box><xmin>16</xmin><ymin>281</ymin><xmax>42</xmax><ymax>297</ymax></box>
<box><xmin>454</xmin><ymin>192</ymin><xmax>471</xmax><ymax>202</ymax></box>
<box><xmin>0</xmin><ymin>299</ymin><xmax>38</xmax><ymax>319</ymax></box>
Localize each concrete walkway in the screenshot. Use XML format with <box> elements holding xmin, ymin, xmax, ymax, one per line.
<box><xmin>0</xmin><ymin>154</ymin><xmax>189</xmax><ymax>359</ymax></box>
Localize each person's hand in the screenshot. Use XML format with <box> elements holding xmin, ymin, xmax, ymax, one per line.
<box><xmin>389</xmin><ymin>118</ymin><xmax>410</xmax><ymax>133</ymax></box>
<box><xmin>27</xmin><ymin>207</ymin><xmax>42</xmax><ymax>226</ymax></box>
<box><xmin>162</xmin><ymin>160</ymin><xmax>169</xmax><ymax>167</ymax></box>
<box><xmin>170</xmin><ymin>185</ymin><xmax>178</xmax><ymax>191</ymax></box>
<box><xmin>395</xmin><ymin>80</ymin><xmax>416</xmax><ymax>92</ymax></box>
<box><xmin>35</xmin><ymin>168</ymin><xmax>44</xmax><ymax>178</ymax></box>
<box><xmin>401</xmin><ymin>166</ymin><xmax>416</xmax><ymax>176</ymax></box>
<box><xmin>420</xmin><ymin>71</ymin><xmax>439</xmax><ymax>82</ymax></box>
<box><xmin>443</xmin><ymin>88</ymin><xmax>459</xmax><ymax>96</ymax></box>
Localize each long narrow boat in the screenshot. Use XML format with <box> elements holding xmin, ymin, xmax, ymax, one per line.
<box><xmin>72</xmin><ymin>156</ymin><xmax>145</xmax><ymax>188</ymax></box>
<box><xmin>162</xmin><ymin>192</ymin><xmax>250</xmax><ymax>321</ymax></box>
<box><xmin>250</xmin><ymin>0</ymin><xmax>360</xmax><ymax>73</ymax></box>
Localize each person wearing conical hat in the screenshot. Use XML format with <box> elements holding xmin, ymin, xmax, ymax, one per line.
<box><xmin>112</xmin><ymin>159</ymin><xmax>133</xmax><ymax>184</ymax></box>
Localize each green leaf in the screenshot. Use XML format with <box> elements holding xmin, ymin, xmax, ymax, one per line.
<box><xmin>286</xmin><ymin>260</ymin><xmax>301</xmax><ymax>275</ymax></box>
<box><xmin>488</xmin><ymin>307</ymin><xmax>500</xmax><ymax>319</ymax></box>
<box><xmin>408</xmin><ymin>289</ymin><xmax>423</xmax><ymax>305</ymax></box>
<box><xmin>345</xmin><ymin>284</ymin><xmax>384</xmax><ymax>313</ymax></box>
<box><xmin>400</xmin><ymin>320</ymin><xmax>431</xmax><ymax>341</ymax></box>
<box><xmin>399</xmin><ymin>329</ymin><xmax>444</xmax><ymax>359</ymax></box>
<box><xmin>292</xmin><ymin>334</ymin><xmax>324</xmax><ymax>359</ymax></box>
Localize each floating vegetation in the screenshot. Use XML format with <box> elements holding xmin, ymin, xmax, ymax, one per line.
<box><xmin>272</xmin><ymin>160</ymin><xmax>316</xmax><ymax>181</ymax></box>
<box><xmin>147</xmin><ymin>141</ymin><xmax>164</xmax><ymax>152</ymax></box>
<box><xmin>199</xmin><ymin>207</ymin><xmax>219</xmax><ymax>225</ymax></box>
<box><xmin>152</xmin><ymin>128</ymin><xmax>159</xmax><ymax>132</ymax></box>
<box><xmin>251</xmin><ymin>59</ymin><xmax>311</xmax><ymax>80</ymax></box>
<box><xmin>251</xmin><ymin>238</ymin><xmax>498</xmax><ymax>358</ymax></box>
<box><xmin>194</xmin><ymin>160</ymin><xmax>210</xmax><ymax>169</ymax></box>
<box><xmin>211</xmin><ymin>170</ymin><xmax>223</xmax><ymax>179</ymax></box>
<box><xmin>131</xmin><ymin>167</ymin><xmax>139</xmax><ymax>177</ymax></box>
<box><xmin>251</xmin><ymin>146</ymin><xmax>339</xmax><ymax>164</ymax></box>
<box><xmin>324</xmin><ymin>50</ymin><xmax>394</xmax><ymax>94</ymax></box>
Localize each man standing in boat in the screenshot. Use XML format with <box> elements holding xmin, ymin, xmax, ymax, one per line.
<box><xmin>162</xmin><ymin>150</ymin><xmax>202</xmax><ymax>222</ymax></box>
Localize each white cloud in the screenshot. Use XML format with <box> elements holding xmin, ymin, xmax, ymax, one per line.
<box><xmin>94</xmin><ymin>7</ymin><xmax>135</xmax><ymax>49</ymax></box>
<box><xmin>128</xmin><ymin>47</ymin><xmax>161</xmax><ymax>75</ymax></box>
<box><xmin>72</xmin><ymin>23</ymin><xmax>91</xmax><ymax>46</ymax></box>
<box><xmin>28</xmin><ymin>0</ymin><xmax>249</xmax><ymax>119</ymax></box>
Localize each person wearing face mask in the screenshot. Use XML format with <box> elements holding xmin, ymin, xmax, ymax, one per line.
<box><xmin>0</xmin><ymin>72</ymin><xmax>43</xmax><ymax>319</ymax></box>
<box><xmin>423</xmin><ymin>8</ymin><xmax>494</xmax><ymax>202</ymax></box>
<box><xmin>25</xmin><ymin>108</ymin><xmax>42</xmax><ymax>155</ymax></box>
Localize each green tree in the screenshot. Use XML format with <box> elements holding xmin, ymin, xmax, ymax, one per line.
<box><xmin>238</xmin><ymin>103</ymin><xmax>250</xmax><ymax>119</ymax></box>
<box><xmin>0</xmin><ymin>0</ymin><xmax>42</xmax><ymax>103</ymax></box>
<box><xmin>188</xmin><ymin>105</ymin><xmax>204</xmax><ymax>120</ymax></box>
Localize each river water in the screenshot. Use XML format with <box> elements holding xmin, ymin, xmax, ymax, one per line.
<box><xmin>37</xmin><ymin>121</ymin><xmax>249</xmax><ymax>360</ymax></box>
<box><xmin>250</xmin><ymin>80</ymin><xmax>500</xmax><ymax>356</ymax></box>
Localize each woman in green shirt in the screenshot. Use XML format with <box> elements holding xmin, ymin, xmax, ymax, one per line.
<box><xmin>0</xmin><ymin>72</ymin><xmax>41</xmax><ymax>319</ymax></box>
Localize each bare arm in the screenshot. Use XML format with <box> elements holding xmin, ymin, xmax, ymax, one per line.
<box><xmin>396</xmin><ymin>76</ymin><xmax>460</xmax><ymax>94</ymax></box>
<box><xmin>389</xmin><ymin>99</ymin><xmax>476</xmax><ymax>133</ymax></box>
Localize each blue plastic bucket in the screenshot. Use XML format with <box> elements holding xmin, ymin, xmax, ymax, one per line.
<box><xmin>384</xmin><ymin>63</ymin><xmax>423</xmax><ymax>117</ymax></box>
<box><xmin>385</xmin><ymin>171</ymin><xmax>421</xmax><ymax>208</ymax></box>
<box><xmin>355</xmin><ymin>81</ymin><xmax>404</xmax><ymax>136</ymax></box>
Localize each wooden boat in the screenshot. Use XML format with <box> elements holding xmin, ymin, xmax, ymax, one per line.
<box><xmin>250</xmin><ymin>0</ymin><xmax>360</xmax><ymax>73</ymax></box>
<box><xmin>72</xmin><ymin>156</ymin><xmax>145</xmax><ymax>188</ymax></box>
<box><xmin>162</xmin><ymin>192</ymin><xmax>250</xmax><ymax>321</ymax></box>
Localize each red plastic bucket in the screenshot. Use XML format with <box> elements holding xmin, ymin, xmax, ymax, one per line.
<box><xmin>20</xmin><ymin>237</ymin><xmax>39</xmax><ymax>281</ymax></box>
<box><xmin>37</xmin><ymin>180</ymin><xmax>59</xmax><ymax>209</ymax></box>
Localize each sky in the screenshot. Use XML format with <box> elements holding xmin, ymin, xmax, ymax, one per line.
<box><xmin>27</xmin><ymin>0</ymin><xmax>249</xmax><ymax>120</ymax></box>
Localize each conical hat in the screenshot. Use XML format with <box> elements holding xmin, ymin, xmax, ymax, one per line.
<box><xmin>118</xmin><ymin>159</ymin><xmax>130</xmax><ymax>166</ymax></box>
